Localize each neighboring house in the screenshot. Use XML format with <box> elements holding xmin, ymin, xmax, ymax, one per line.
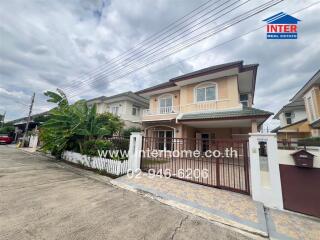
<box><xmin>7</xmin><ymin>111</ymin><xmax>50</xmax><ymax>142</ymax></box>
<box><xmin>272</xmin><ymin>100</ymin><xmax>311</xmax><ymax>141</ymax></box>
<box><xmin>272</xmin><ymin>69</ymin><xmax>320</xmax><ymax>139</ymax></box>
<box><xmin>87</xmin><ymin>91</ymin><xmax>149</xmax><ymax>129</ymax></box>
<box><xmin>290</xmin><ymin>69</ymin><xmax>320</xmax><ymax>136</ymax></box>
<box><xmin>136</xmin><ymin>61</ymin><xmax>272</xmax><ymax>144</ymax></box>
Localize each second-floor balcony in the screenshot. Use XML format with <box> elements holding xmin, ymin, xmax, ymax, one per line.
<box><xmin>143</xmin><ymin>106</ymin><xmax>180</xmax><ymax>116</ymax></box>
<box><xmin>142</xmin><ymin>100</ymin><xmax>236</xmax><ymax>117</ymax></box>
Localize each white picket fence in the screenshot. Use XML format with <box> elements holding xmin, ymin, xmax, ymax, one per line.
<box><xmin>62</xmin><ymin>151</ymin><xmax>128</xmax><ymax>176</ymax></box>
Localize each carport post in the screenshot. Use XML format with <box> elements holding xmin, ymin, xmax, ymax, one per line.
<box><xmin>249</xmin><ymin>133</ymin><xmax>283</xmax><ymax>209</ymax></box>
<box><xmin>128</xmin><ymin>132</ymin><xmax>143</xmax><ymax>173</ymax></box>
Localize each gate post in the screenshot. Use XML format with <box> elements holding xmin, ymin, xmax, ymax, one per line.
<box><xmin>128</xmin><ymin>132</ymin><xmax>143</xmax><ymax>173</ymax></box>
<box><xmin>249</xmin><ymin>133</ymin><xmax>283</xmax><ymax>209</ymax></box>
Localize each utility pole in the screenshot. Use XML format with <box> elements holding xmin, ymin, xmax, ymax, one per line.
<box><xmin>21</xmin><ymin>93</ymin><xmax>35</xmax><ymax>147</ymax></box>
<box><xmin>1</xmin><ymin>111</ymin><xmax>5</xmax><ymax>127</ymax></box>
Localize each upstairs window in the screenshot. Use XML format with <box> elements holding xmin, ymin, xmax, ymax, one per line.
<box><xmin>240</xmin><ymin>94</ymin><xmax>249</xmax><ymax>107</ymax></box>
<box><xmin>132</xmin><ymin>107</ymin><xmax>139</xmax><ymax>116</ymax></box>
<box><xmin>159</xmin><ymin>95</ymin><xmax>173</xmax><ymax>114</ymax></box>
<box><xmin>111</xmin><ymin>106</ymin><xmax>119</xmax><ymax>115</ymax></box>
<box><xmin>285</xmin><ymin>112</ymin><xmax>293</xmax><ymax>125</ymax></box>
<box><xmin>196</xmin><ymin>83</ymin><xmax>216</xmax><ymax>102</ymax></box>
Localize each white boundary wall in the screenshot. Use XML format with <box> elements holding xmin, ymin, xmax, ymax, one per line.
<box><xmin>278</xmin><ymin>148</ymin><xmax>320</xmax><ymax>168</ymax></box>
<box><xmin>128</xmin><ymin>132</ymin><xmax>143</xmax><ymax>173</ymax></box>
<box><xmin>62</xmin><ymin>151</ymin><xmax>128</xmax><ymax>176</ymax></box>
<box><xmin>28</xmin><ymin>135</ymin><xmax>39</xmax><ymax>148</ymax></box>
<box><xmin>249</xmin><ymin>133</ymin><xmax>283</xmax><ymax>209</ymax></box>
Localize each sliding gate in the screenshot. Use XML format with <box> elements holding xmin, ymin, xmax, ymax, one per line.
<box><xmin>140</xmin><ymin>137</ymin><xmax>250</xmax><ymax>195</ymax></box>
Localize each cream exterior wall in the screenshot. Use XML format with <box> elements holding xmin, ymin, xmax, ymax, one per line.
<box><xmin>142</xmin><ymin>75</ymin><xmax>255</xmax><ymax>139</ymax></box>
<box><xmin>145</xmin><ymin>123</ymin><xmax>250</xmax><ymax>139</ymax></box>
<box><xmin>143</xmin><ymin>75</ymin><xmax>244</xmax><ymax>121</ymax></box>
<box><xmin>179</xmin><ymin>76</ymin><xmax>241</xmax><ymax>113</ymax></box>
<box><xmin>149</xmin><ymin>90</ymin><xmax>180</xmax><ymax>113</ymax></box>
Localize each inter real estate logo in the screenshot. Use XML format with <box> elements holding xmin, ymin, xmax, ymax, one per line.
<box><xmin>263</xmin><ymin>12</ymin><xmax>301</xmax><ymax>39</ymax></box>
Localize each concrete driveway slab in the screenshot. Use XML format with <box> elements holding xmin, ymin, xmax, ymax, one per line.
<box><xmin>0</xmin><ymin>145</ymin><xmax>259</xmax><ymax>240</ymax></box>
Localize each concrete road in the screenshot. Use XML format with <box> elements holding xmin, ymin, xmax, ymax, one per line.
<box><xmin>0</xmin><ymin>146</ymin><xmax>258</xmax><ymax>240</ymax></box>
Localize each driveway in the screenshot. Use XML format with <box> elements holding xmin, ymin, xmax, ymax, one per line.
<box><xmin>0</xmin><ymin>146</ymin><xmax>256</xmax><ymax>240</ymax></box>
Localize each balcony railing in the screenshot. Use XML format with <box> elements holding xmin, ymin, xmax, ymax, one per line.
<box><xmin>143</xmin><ymin>106</ymin><xmax>180</xmax><ymax>116</ymax></box>
<box><xmin>143</xmin><ymin>100</ymin><xmax>234</xmax><ymax>117</ymax></box>
<box><xmin>180</xmin><ymin>100</ymin><xmax>232</xmax><ymax>113</ymax></box>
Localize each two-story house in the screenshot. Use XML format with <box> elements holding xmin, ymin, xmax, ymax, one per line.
<box><xmin>272</xmin><ymin>100</ymin><xmax>311</xmax><ymax>141</ymax></box>
<box><xmin>290</xmin><ymin>69</ymin><xmax>320</xmax><ymax>137</ymax></box>
<box><xmin>87</xmin><ymin>91</ymin><xmax>149</xmax><ymax>129</ymax></box>
<box><xmin>272</xmin><ymin>69</ymin><xmax>320</xmax><ymax>140</ymax></box>
<box><xmin>136</xmin><ymin>61</ymin><xmax>272</xmax><ymax>147</ymax></box>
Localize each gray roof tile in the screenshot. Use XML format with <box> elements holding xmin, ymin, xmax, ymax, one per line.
<box><xmin>179</xmin><ymin>107</ymin><xmax>272</xmax><ymax>121</ymax></box>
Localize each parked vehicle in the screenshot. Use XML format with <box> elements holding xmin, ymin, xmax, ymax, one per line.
<box><xmin>0</xmin><ymin>134</ymin><xmax>13</xmax><ymax>144</ymax></box>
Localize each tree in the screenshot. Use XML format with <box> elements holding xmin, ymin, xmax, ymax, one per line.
<box><xmin>40</xmin><ymin>89</ymin><xmax>123</xmax><ymax>156</ymax></box>
<box><xmin>0</xmin><ymin>123</ymin><xmax>15</xmax><ymax>135</ymax></box>
<box><xmin>122</xmin><ymin>127</ymin><xmax>142</xmax><ymax>138</ymax></box>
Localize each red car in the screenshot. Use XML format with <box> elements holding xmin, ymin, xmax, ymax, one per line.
<box><xmin>0</xmin><ymin>135</ymin><xmax>13</xmax><ymax>144</ymax></box>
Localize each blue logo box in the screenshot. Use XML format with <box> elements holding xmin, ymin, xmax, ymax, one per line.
<box><xmin>267</xmin><ymin>33</ymin><xmax>298</xmax><ymax>39</ymax></box>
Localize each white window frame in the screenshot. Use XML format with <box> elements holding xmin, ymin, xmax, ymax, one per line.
<box><xmin>304</xmin><ymin>88</ymin><xmax>317</xmax><ymax>123</ymax></box>
<box><xmin>158</xmin><ymin>94</ymin><xmax>173</xmax><ymax>114</ymax></box>
<box><xmin>284</xmin><ymin>112</ymin><xmax>294</xmax><ymax>125</ymax></box>
<box><xmin>240</xmin><ymin>94</ymin><xmax>249</xmax><ymax>107</ymax></box>
<box><xmin>194</xmin><ymin>82</ymin><xmax>218</xmax><ymax>103</ymax></box>
<box><xmin>307</xmin><ymin>97</ymin><xmax>316</xmax><ymax>122</ymax></box>
<box><xmin>110</xmin><ymin>106</ymin><xmax>120</xmax><ymax>116</ymax></box>
<box><xmin>132</xmin><ymin>106</ymin><xmax>139</xmax><ymax>116</ymax></box>
<box><xmin>155</xmin><ymin>130</ymin><xmax>174</xmax><ymax>151</ymax></box>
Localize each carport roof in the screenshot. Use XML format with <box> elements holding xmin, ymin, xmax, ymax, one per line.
<box><xmin>178</xmin><ymin>107</ymin><xmax>272</xmax><ymax>121</ymax></box>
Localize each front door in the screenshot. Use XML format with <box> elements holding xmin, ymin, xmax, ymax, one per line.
<box><xmin>201</xmin><ymin>133</ymin><xmax>210</xmax><ymax>153</ymax></box>
<box><xmin>157</xmin><ymin>130</ymin><xmax>173</xmax><ymax>151</ymax></box>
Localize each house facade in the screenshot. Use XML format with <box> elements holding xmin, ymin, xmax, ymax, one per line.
<box><xmin>87</xmin><ymin>91</ymin><xmax>149</xmax><ymax>129</ymax></box>
<box><xmin>273</xmin><ymin>69</ymin><xmax>320</xmax><ymax>140</ymax></box>
<box><xmin>272</xmin><ymin>100</ymin><xmax>311</xmax><ymax>141</ymax></box>
<box><xmin>290</xmin><ymin>69</ymin><xmax>320</xmax><ymax>137</ymax></box>
<box><xmin>136</xmin><ymin>61</ymin><xmax>272</xmax><ymax>144</ymax></box>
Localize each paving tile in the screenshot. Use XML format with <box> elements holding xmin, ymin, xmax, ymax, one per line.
<box><xmin>266</xmin><ymin>208</ymin><xmax>320</xmax><ymax>240</ymax></box>
<box><xmin>113</xmin><ymin>173</ymin><xmax>320</xmax><ymax>239</ymax></box>
<box><xmin>113</xmin><ymin>173</ymin><xmax>268</xmax><ymax>236</ymax></box>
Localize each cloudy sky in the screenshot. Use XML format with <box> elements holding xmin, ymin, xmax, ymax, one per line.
<box><xmin>1</xmin><ymin>0</ymin><xmax>320</xmax><ymax>130</ymax></box>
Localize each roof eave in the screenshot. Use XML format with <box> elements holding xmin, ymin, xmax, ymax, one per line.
<box><xmin>290</xmin><ymin>69</ymin><xmax>320</xmax><ymax>101</ymax></box>
<box><xmin>178</xmin><ymin>114</ymin><xmax>272</xmax><ymax>122</ymax></box>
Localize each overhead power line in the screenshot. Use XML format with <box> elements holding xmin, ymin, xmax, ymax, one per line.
<box><xmin>65</xmin><ymin>0</ymin><xmax>283</xmax><ymax>98</ymax></box>
<box><xmin>65</xmin><ymin>0</ymin><xmax>250</xmax><ymax>94</ymax></box>
<box><xmin>62</xmin><ymin>0</ymin><xmax>221</xmax><ymax>92</ymax></box>
<box><xmin>66</xmin><ymin>1</ymin><xmax>319</xmax><ymax>99</ymax></box>
<box><xmin>63</xmin><ymin>0</ymin><xmax>273</xmax><ymax>97</ymax></box>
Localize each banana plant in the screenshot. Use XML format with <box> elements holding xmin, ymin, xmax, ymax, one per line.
<box><xmin>40</xmin><ymin>89</ymin><xmax>123</xmax><ymax>156</ymax></box>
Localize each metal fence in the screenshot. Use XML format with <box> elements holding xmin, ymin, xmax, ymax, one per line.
<box><xmin>140</xmin><ymin>137</ymin><xmax>250</xmax><ymax>195</ymax></box>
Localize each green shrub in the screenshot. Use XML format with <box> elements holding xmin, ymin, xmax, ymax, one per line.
<box><xmin>122</xmin><ymin>127</ymin><xmax>141</xmax><ymax>138</ymax></box>
<box><xmin>0</xmin><ymin>124</ymin><xmax>15</xmax><ymax>135</ymax></box>
<box><xmin>298</xmin><ymin>137</ymin><xmax>320</xmax><ymax>146</ymax></box>
<box><xmin>81</xmin><ymin>140</ymin><xmax>113</xmax><ymax>156</ymax></box>
<box><xmin>109</xmin><ymin>138</ymin><xmax>129</xmax><ymax>151</ymax></box>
